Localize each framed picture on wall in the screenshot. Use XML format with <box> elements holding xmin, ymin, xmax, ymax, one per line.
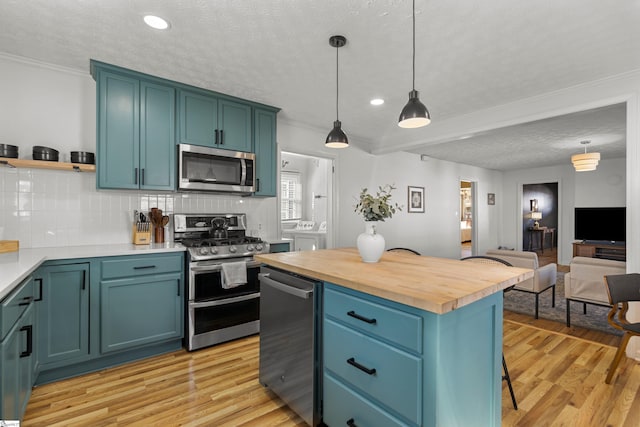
<box><xmin>487</xmin><ymin>193</ymin><xmax>496</xmax><ymax>205</ymax></box>
<box><xmin>408</xmin><ymin>186</ymin><xmax>425</xmax><ymax>213</ymax></box>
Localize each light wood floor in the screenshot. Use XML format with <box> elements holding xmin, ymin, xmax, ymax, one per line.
<box><xmin>23</xmin><ymin>315</ymin><xmax>640</xmax><ymax>427</ymax></box>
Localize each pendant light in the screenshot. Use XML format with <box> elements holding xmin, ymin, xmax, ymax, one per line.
<box><xmin>325</xmin><ymin>35</ymin><xmax>349</xmax><ymax>148</ymax></box>
<box><xmin>571</xmin><ymin>140</ymin><xmax>600</xmax><ymax>172</ymax></box>
<box><xmin>398</xmin><ymin>0</ymin><xmax>431</xmax><ymax>128</ymax></box>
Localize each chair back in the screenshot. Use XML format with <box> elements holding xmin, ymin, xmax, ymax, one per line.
<box><xmin>460</xmin><ymin>256</ymin><xmax>513</xmax><ymax>267</ymax></box>
<box><xmin>604</xmin><ymin>273</ymin><xmax>640</xmax><ymax>305</ymax></box>
<box><xmin>387</xmin><ymin>247</ymin><xmax>421</xmax><ymax>255</ymax></box>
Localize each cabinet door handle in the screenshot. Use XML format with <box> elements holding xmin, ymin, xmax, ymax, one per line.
<box><xmin>347</xmin><ymin>310</ymin><xmax>377</xmax><ymax>324</ymax></box>
<box><xmin>219</xmin><ymin>129</ymin><xmax>224</xmax><ymax>145</ymax></box>
<box><xmin>20</xmin><ymin>325</ymin><xmax>33</xmax><ymax>358</ymax></box>
<box><xmin>141</xmin><ymin>168</ymin><xmax>145</xmax><ymax>186</ymax></box>
<box><xmin>347</xmin><ymin>357</ymin><xmax>376</xmax><ymax>375</ymax></box>
<box><xmin>214</xmin><ymin>129</ymin><xmax>219</xmax><ymax>145</ymax></box>
<box><xmin>346</xmin><ymin>419</ymin><xmax>358</xmax><ymax>427</ymax></box>
<box><xmin>133</xmin><ymin>265</ymin><xmax>157</xmax><ymax>270</ymax></box>
<box><xmin>134</xmin><ymin>167</ymin><xmax>139</xmax><ymax>185</ymax></box>
<box><xmin>34</xmin><ymin>278</ymin><xmax>43</xmax><ymax>301</ymax></box>
<box><xmin>18</xmin><ymin>296</ymin><xmax>34</xmax><ymax>306</ymax></box>
<box><xmin>256</xmin><ymin>178</ymin><xmax>260</xmax><ymax>192</ymax></box>
<box><xmin>177</xmin><ymin>279</ymin><xmax>181</xmax><ymax>297</ymax></box>
<box><xmin>82</xmin><ymin>270</ymin><xmax>86</xmax><ymax>290</ymax></box>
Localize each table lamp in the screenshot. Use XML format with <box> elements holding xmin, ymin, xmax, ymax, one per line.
<box><xmin>531</xmin><ymin>211</ymin><xmax>542</xmax><ymax>229</ymax></box>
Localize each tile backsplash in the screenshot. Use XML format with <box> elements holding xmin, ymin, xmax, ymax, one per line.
<box><xmin>0</xmin><ymin>167</ymin><xmax>277</xmax><ymax>248</ymax></box>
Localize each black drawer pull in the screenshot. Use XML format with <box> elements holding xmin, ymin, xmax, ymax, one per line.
<box><xmin>347</xmin><ymin>357</ymin><xmax>376</xmax><ymax>375</ymax></box>
<box><xmin>133</xmin><ymin>265</ymin><xmax>157</xmax><ymax>270</ymax></box>
<box><xmin>18</xmin><ymin>296</ymin><xmax>34</xmax><ymax>306</ymax></box>
<box><xmin>20</xmin><ymin>325</ymin><xmax>33</xmax><ymax>357</ymax></box>
<box><xmin>347</xmin><ymin>310</ymin><xmax>376</xmax><ymax>324</ymax></box>
<box><xmin>34</xmin><ymin>278</ymin><xmax>43</xmax><ymax>301</ymax></box>
<box><xmin>347</xmin><ymin>418</ymin><xmax>358</xmax><ymax>427</ymax></box>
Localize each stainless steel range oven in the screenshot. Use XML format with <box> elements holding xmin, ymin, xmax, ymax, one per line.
<box><xmin>174</xmin><ymin>213</ymin><xmax>267</xmax><ymax>351</ymax></box>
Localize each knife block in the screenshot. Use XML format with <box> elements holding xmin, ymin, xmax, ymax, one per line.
<box><xmin>132</xmin><ymin>224</ymin><xmax>151</xmax><ymax>245</ymax></box>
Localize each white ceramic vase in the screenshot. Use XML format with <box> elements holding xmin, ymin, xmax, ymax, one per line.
<box><xmin>356</xmin><ymin>221</ymin><xmax>385</xmax><ymax>263</ymax></box>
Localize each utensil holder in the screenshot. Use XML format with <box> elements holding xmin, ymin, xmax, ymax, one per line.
<box><xmin>154</xmin><ymin>225</ymin><xmax>164</xmax><ymax>244</ymax></box>
<box><xmin>132</xmin><ymin>224</ymin><xmax>151</xmax><ymax>245</ymax></box>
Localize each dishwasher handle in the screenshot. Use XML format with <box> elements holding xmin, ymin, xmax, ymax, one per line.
<box><xmin>259</xmin><ymin>273</ymin><xmax>313</xmax><ymax>299</ymax></box>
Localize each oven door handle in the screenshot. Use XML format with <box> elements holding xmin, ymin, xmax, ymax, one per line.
<box><xmin>259</xmin><ymin>274</ymin><xmax>313</xmax><ymax>299</ymax></box>
<box><xmin>191</xmin><ymin>292</ymin><xmax>260</xmax><ymax>308</ymax></box>
<box><xmin>190</xmin><ymin>259</ymin><xmax>261</xmax><ymax>273</ymax></box>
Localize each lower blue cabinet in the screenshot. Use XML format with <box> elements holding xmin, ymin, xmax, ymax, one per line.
<box><xmin>36</xmin><ymin>263</ymin><xmax>90</xmax><ymax>369</ymax></box>
<box><xmin>323</xmin><ymin>282</ymin><xmax>503</xmax><ymax>427</ymax></box>
<box><xmin>100</xmin><ymin>274</ymin><xmax>183</xmax><ymax>353</ymax></box>
<box><xmin>1</xmin><ymin>277</ymin><xmax>35</xmax><ymax>421</ymax></box>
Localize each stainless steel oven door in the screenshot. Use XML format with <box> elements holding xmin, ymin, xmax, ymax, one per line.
<box><xmin>186</xmin><ymin>257</ymin><xmax>261</xmax><ymax>350</ymax></box>
<box><xmin>188</xmin><ymin>258</ymin><xmax>261</xmax><ymax>301</ymax></box>
<box><xmin>187</xmin><ymin>293</ymin><xmax>260</xmax><ymax>350</ymax></box>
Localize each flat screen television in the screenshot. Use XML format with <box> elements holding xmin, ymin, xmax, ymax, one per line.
<box><xmin>574</xmin><ymin>207</ymin><xmax>626</xmax><ymax>243</ymax></box>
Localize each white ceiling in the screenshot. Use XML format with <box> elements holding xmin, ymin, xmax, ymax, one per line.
<box><xmin>0</xmin><ymin>0</ymin><xmax>637</xmax><ymax>169</ymax></box>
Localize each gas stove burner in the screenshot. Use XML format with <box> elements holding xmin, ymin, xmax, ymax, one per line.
<box><xmin>182</xmin><ymin>237</ymin><xmax>263</xmax><ymax>247</ymax></box>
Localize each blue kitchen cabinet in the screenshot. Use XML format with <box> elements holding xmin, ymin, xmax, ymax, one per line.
<box><xmin>99</xmin><ymin>254</ymin><xmax>183</xmax><ymax>353</ymax></box>
<box><xmin>93</xmin><ymin>63</ymin><xmax>175</xmax><ymax>191</ymax></box>
<box><xmin>36</xmin><ymin>263</ymin><xmax>90</xmax><ymax>369</ymax></box>
<box><xmin>323</xmin><ymin>283</ymin><xmax>503</xmax><ymax>427</ymax></box>
<box><xmin>179</xmin><ymin>89</ymin><xmax>252</xmax><ymax>152</ymax></box>
<box><xmin>268</xmin><ymin>241</ymin><xmax>290</xmax><ymax>253</ymax></box>
<box><xmin>253</xmin><ymin>108</ymin><xmax>278</xmax><ymax>197</ymax></box>
<box><xmin>1</xmin><ymin>276</ymin><xmax>36</xmax><ymax>421</ymax></box>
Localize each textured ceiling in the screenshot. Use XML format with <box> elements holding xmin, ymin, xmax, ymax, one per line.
<box><xmin>411</xmin><ymin>103</ymin><xmax>627</xmax><ymax>170</ymax></box>
<box><xmin>0</xmin><ymin>0</ymin><xmax>638</xmax><ymax>169</ymax></box>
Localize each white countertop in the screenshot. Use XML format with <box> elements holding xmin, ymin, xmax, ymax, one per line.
<box><xmin>0</xmin><ymin>243</ymin><xmax>186</xmax><ymax>301</ymax></box>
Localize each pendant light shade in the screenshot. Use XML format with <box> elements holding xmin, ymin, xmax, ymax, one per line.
<box><xmin>571</xmin><ymin>140</ymin><xmax>600</xmax><ymax>172</ymax></box>
<box><xmin>399</xmin><ymin>0</ymin><xmax>430</xmax><ymax>128</ymax></box>
<box><xmin>325</xmin><ymin>35</ymin><xmax>349</xmax><ymax>148</ymax></box>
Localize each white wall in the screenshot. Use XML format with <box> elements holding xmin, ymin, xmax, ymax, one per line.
<box><xmin>277</xmin><ymin>122</ymin><xmax>504</xmax><ymax>258</ymax></box>
<box><xmin>501</xmin><ymin>158</ymin><xmax>626</xmax><ymax>265</ymax></box>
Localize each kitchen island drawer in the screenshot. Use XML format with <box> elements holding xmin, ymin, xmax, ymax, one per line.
<box><xmin>324</xmin><ymin>318</ymin><xmax>421</xmax><ymax>425</ymax></box>
<box><xmin>324</xmin><ymin>285</ymin><xmax>422</xmax><ymax>353</ymax></box>
<box><xmin>323</xmin><ymin>373</ymin><xmax>411</xmax><ymax>427</ymax></box>
<box><xmin>1</xmin><ymin>276</ymin><xmax>34</xmax><ymax>339</ymax></box>
<box><xmin>100</xmin><ymin>253</ymin><xmax>183</xmax><ymax>279</ymax></box>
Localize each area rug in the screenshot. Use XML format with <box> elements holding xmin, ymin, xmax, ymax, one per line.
<box><xmin>502</xmin><ymin>272</ymin><xmax>622</xmax><ymax>336</ymax></box>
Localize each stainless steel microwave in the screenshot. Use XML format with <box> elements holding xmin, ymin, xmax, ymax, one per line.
<box><xmin>178</xmin><ymin>144</ymin><xmax>255</xmax><ymax>194</ymax></box>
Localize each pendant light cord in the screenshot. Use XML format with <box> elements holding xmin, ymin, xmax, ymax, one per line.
<box><xmin>412</xmin><ymin>0</ymin><xmax>416</xmax><ymax>91</ymax></box>
<box><xmin>336</xmin><ymin>43</ymin><xmax>339</xmax><ymax>121</ymax></box>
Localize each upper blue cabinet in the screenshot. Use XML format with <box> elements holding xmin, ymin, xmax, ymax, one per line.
<box><xmin>92</xmin><ymin>64</ymin><xmax>176</xmax><ymax>190</ymax></box>
<box><xmin>179</xmin><ymin>90</ymin><xmax>252</xmax><ymax>152</ymax></box>
<box><xmin>91</xmin><ymin>60</ymin><xmax>279</xmax><ymax>194</ymax></box>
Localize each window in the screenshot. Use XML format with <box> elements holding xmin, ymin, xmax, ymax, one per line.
<box><xmin>281</xmin><ymin>172</ymin><xmax>302</xmax><ymax>220</ymax></box>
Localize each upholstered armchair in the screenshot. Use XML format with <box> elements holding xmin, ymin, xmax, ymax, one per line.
<box><xmin>564</xmin><ymin>256</ymin><xmax>626</xmax><ymax>327</ymax></box>
<box><xmin>485</xmin><ymin>249</ymin><xmax>557</xmax><ymax>318</ymax></box>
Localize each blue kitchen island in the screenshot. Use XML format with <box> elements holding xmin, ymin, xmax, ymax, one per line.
<box><xmin>255</xmin><ymin>247</ymin><xmax>533</xmax><ymax>427</ymax></box>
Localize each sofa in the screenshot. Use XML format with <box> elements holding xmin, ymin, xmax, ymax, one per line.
<box><xmin>564</xmin><ymin>256</ymin><xmax>626</xmax><ymax>327</ymax></box>
<box><xmin>485</xmin><ymin>249</ymin><xmax>557</xmax><ymax>319</ymax></box>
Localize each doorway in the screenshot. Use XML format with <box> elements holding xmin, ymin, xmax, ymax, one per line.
<box><xmin>523</xmin><ymin>182</ymin><xmax>558</xmax><ymax>264</ymax></box>
<box><xmin>280</xmin><ymin>152</ymin><xmax>334</xmax><ymax>251</ymax></box>
<box><xmin>460</xmin><ymin>181</ymin><xmax>474</xmax><ymax>258</ymax></box>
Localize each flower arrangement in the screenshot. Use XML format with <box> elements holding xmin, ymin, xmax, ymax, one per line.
<box><xmin>354</xmin><ymin>184</ymin><xmax>402</xmax><ymax>222</ymax></box>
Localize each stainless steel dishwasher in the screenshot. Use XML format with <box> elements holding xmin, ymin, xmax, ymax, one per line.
<box><xmin>259</xmin><ymin>266</ymin><xmax>322</xmax><ymax>426</ymax></box>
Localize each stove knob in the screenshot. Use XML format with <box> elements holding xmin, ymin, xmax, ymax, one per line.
<box><xmin>246</xmin><ymin>244</ymin><xmax>255</xmax><ymax>252</ymax></box>
<box><xmin>210</xmin><ymin>246</ymin><xmax>218</xmax><ymax>255</ymax></box>
<box><xmin>198</xmin><ymin>247</ymin><xmax>209</xmax><ymax>256</ymax></box>
<box><xmin>229</xmin><ymin>245</ymin><xmax>237</xmax><ymax>253</ymax></box>
<box><xmin>255</xmin><ymin>243</ymin><xmax>264</xmax><ymax>251</ymax></box>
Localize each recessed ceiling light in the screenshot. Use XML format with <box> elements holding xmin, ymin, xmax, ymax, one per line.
<box><xmin>370</xmin><ymin>98</ymin><xmax>384</xmax><ymax>106</ymax></box>
<box><xmin>144</xmin><ymin>15</ymin><xmax>170</xmax><ymax>30</ymax></box>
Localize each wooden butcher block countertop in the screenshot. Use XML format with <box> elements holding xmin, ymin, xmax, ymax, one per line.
<box><xmin>255</xmin><ymin>247</ymin><xmax>534</xmax><ymax>314</ymax></box>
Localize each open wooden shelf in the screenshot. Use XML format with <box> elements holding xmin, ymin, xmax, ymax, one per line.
<box><xmin>0</xmin><ymin>157</ymin><xmax>96</xmax><ymax>173</ymax></box>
